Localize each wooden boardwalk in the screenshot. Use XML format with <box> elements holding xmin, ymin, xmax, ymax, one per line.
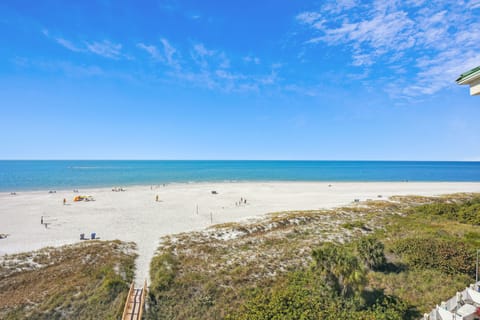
<box><xmin>122</xmin><ymin>281</ymin><xmax>147</xmax><ymax>320</ymax></box>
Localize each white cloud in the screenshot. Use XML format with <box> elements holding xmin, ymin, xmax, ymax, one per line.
<box><xmin>314</xmin><ymin>10</ymin><xmax>415</xmax><ymax>57</ymax></box>
<box><xmin>43</xmin><ymin>28</ymin><xmax>281</xmax><ymax>94</ymax></box>
<box><xmin>243</xmin><ymin>55</ymin><xmax>260</xmax><ymax>64</ymax></box>
<box><xmin>215</xmin><ymin>69</ymin><xmax>245</xmax><ymax>80</ymax></box>
<box><xmin>219</xmin><ymin>54</ymin><xmax>231</xmax><ymax>69</ymax></box>
<box><xmin>137</xmin><ymin>43</ymin><xmax>163</xmax><ymax>61</ymax></box>
<box><xmin>138</xmin><ymin>38</ymin><xmax>181</xmax><ymax>68</ymax></box>
<box><xmin>56</xmin><ymin>38</ymin><xmax>83</xmax><ymax>52</ymax></box>
<box><xmin>85</xmin><ymin>40</ymin><xmax>122</xmax><ymax>59</ymax></box>
<box><xmin>193</xmin><ymin>43</ymin><xmax>215</xmax><ymax>57</ymax></box>
<box><xmin>296</xmin><ymin>1</ymin><xmax>480</xmax><ymax>97</ymax></box>
<box><xmin>323</xmin><ymin>0</ymin><xmax>358</xmax><ymax>14</ymax></box>
<box><xmin>296</xmin><ymin>12</ymin><xmax>323</xmax><ymax>24</ymax></box>
<box><xmin>162</xmin><ymin>41</ymin><xmax>279</xmax><ymax>93</ymax></box>
<box><xmin>160</xmin><ymin>38</ymin><xmax>179</xmax><ymax>69</ymax></box>
<box><xmin>352</xmin><ymin>53</ymin><xmax>374</xmax><ymax>66</ymax></box>
<box><xmin>43</xmin><ymin>30</ymin><xmax>125</xmax><ymax>59</ymax></box>
<box><xmin>189</xmin><ymin>42</ymin><xmax>232</xmax><ymax>72</ymax></box>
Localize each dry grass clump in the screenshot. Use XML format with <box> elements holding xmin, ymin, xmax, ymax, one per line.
<box><xmin>0</xmin><ymin>240</ymin><xmax>136</xmax><ymax>320</ymax></box>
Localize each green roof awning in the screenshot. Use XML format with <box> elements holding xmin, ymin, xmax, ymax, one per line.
<box><xmin>456</xmin><ymin>66</ymin><xmax>480</xmax><ymax>83</ymax></box>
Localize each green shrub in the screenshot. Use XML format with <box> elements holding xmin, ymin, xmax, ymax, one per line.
<box><xmin>356</xmin><ymin>237</ymin><xmax>387</xmax><ymax>270</ymax></box>
<box><xmin>415</xmin><ymin>198</ymin><xmax>480</xmax><ymax>225</ymax></box>
<box><xmin>103</xmin><ymin>276</ymin><xmax>128</xmax><ymax>298</ymax></box>
<box><xmin>312</xmin><ymin>243</ymin><xmax>366</xmax><ymax>297</ymax></box>
<box><xmin>150</xmin><ymin>252</ymin><xmax>178</xmax><ymax>292</ymax></box>
<box><xmin>458</xmin><ymin>203</ymin><xmax>480</xmax><ymax>225</ymax></box>
<box><xmin>392</xmin><ymin>237</ymin><xmax>474</xmax><ymax>275</ymax></box>
<box><xmin>415</xmin><ymin>203</ymin><xmax>458</xmax><ymax>218</ymax></box>
<box><xmin>227</xmin><ymin>269</ymin><xmax>412</xmax><ymax>320</ymax></box>
<box><xmin>341</xmin><ymin>221</ymin><xmax>366</xmax><ymax>230</ymax></box>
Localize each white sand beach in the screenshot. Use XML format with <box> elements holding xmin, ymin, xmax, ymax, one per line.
<box><xmin>1</xmin><ymin>181</ymin><xmax>480</xmax><ymax>285</ymax></box>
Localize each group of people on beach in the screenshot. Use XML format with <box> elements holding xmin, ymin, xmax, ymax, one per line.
<box><xmin>40</xmin><ymin>215</ymin><xmax>49</xmax><ymax>229</ymax></box>
<box><xmin>235</xmin><ymin>197</ymin><xmax>247</xmax><ymax>207</ymax></box>
<box><xmin>150</xmin><ymin>184</ymin><xmax>167</xmax><ymax>190</ymax></box>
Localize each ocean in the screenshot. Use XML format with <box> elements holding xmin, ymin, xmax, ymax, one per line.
<box><xmin>1</xmin><ymin>160</ymin><xmax>480</xmax><ymax>192</ymax></box>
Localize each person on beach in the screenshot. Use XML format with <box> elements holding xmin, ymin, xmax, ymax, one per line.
<box><xmin>41</xmin><ymin>216</ymin><xmax>43</xmax><ymax>224</ymax></box>
<box><xmin>156</xmin><ymin>195</ymin><xmax>159</xmax><ymax>202</ymax></box>
<box><xmin>63</xmin><ymin>198</ymin><xmax>66</xmax><ymax>205</ymax></box>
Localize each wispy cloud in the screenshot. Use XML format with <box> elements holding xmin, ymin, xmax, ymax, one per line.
<box><xmin>85</xmin><ymin>40</ymin><xmax>122</xmax><ymax>59</ymax></box>
<box><xmin>137</xmin><ymin>43</ymin><xmax>163</xmax><ymax>60</ymax></box>
<box><xmin>137</xmin><ymin>38</ymin><xmax>181</xmax><ymax>69</ymax></box>
<box><xmin>243</xmin><ymin>55</ymin><xmax>260</xmax><ymax>64</ymax></box>
<box><xmin>160</xmin><ymin>38</ymin><xmax>179</xmax><ymax>68</ymax></box>
<box><xmin>296</xmin><ymin>12</ymin><xmax>323</xmax><ymax>25</ymax></box>
<box><xmin>296</xmin><ymin>1</ymin><xmax>480</xmax><ymax>97</ymax></box>
<box><xmin>137</xmin><ymin>39</ymin><xmax>280</xmax><ymax>93</ymax></box>
<box><xmin>56</xmin><ymin>38</ymin><xmax>84</xmax><ymax>52</ymax></box>
<box><xmin>43</xmin><ymin>29</ymin><xmax>125</xmax><ymax>59</ymax></box>
<box><xmin>42</xmin><ymin>30</ymin><xmax>287</xmax><ymax>95</ymax></box>
<box><xmin>193</xmin><ymin>43</ymin><xmax>215</xmax><ymax>58</ymax></box>
<box><xmin>43</xmin><ymin>29</ymin><xmax>84</xmax><ymax>52</ymax></box>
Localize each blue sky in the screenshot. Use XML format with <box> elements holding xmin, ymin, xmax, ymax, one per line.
<box><xmin>1</xmin><ymin>0</ymin><xmax>479</xmax><ymax>160</ymax></box>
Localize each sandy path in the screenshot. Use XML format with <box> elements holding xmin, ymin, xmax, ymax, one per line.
<box><xmin>2</xmin><ymin>181</ymin><xmax>480</xmax><ymax>285</ymax></box>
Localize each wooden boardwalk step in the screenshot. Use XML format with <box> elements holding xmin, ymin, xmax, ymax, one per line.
<box><xmin>122</xmin><ymin>281</ymin><xmax>147</xmax><ymax>320</ymax></box>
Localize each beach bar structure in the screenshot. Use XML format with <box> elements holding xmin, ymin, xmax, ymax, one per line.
<box><xmin>456</xmin><ymin>66</ymin><xmax>480</xmax><ymax>96</ymax></box>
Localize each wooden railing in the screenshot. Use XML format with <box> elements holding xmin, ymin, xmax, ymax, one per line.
<box><xmin>122</xmin><ymin>280</ymin><xmax>147</xmax><ymax>320</ymax></box>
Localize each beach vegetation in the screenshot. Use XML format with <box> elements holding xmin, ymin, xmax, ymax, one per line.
<box><xmin>391</xmin><ymin>237</ymin><xmax>474</xmax><ymax>275</ymax></box>
<box><xmin>341</xmin><ymin>220</ymin><xmax>366</xmax><ymax>230</ymax></box>
<box><xmin>356</xmin><ymin>236</ymin><xmax>387</xmax><ymax>270</ymax></box>
<box><xmin>147</xmin><ymin>193</ymin><xmax>480</xmax><ymax>318</ymax></box>
<box><xmin>311</xmin><ymin>243</ymin><xmax>366</xmax><ymax>297</ymax></box>
<box><xmin>0</xmin><ymin>240</ymin><xmax>136</xmax><ymax>320</ymax></box>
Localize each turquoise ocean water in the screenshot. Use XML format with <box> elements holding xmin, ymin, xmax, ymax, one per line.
<box><xmin>1</xmin><ymin>160</ymin><xmax>480</xmax><ymax>192</ymax></box>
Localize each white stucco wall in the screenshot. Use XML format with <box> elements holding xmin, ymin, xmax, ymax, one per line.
<box><xmin>469</xmin><ymin>77</ymin><xmax>480</xmax><ymax>95</ymax></box>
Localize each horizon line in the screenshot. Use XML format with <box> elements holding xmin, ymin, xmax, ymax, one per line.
<box><xmin>1</xmin><ymin>159</ymin><xmax>480</xmax><ymax>162</ymax></box>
